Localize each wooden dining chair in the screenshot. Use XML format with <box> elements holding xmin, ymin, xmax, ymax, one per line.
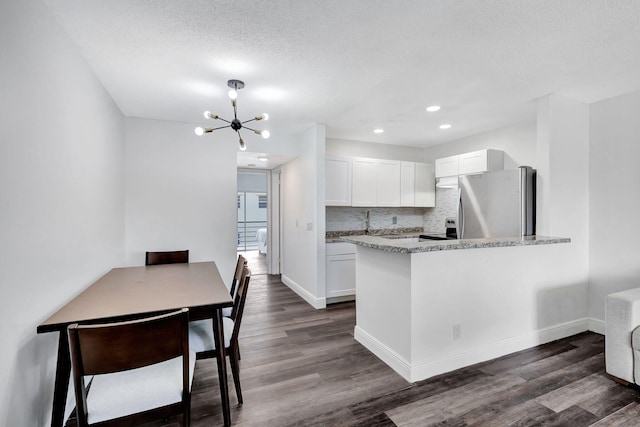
<box><xmin>67</xmin><ymin>308</ymin><xmax>194</xmax><ymax>427</ymax></box>
<box><xmin>145</xmin><ymin>250</ymin><xmax>189</xmax><ymax>266</ymax></box>
<box><xmin>223</xmin><ymin>254</ymin><xmax>247</xmax><ymax>318</ymax></box>
<box><xmin>189</xmin><ymin>266</ymin><xmax>251</xmax><ymax>404</ymax></box>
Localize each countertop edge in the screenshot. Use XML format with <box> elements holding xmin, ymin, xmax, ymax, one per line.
<box><xmin>339</xmin><ymin>235</ymin><xmax>571</xmax><ymax>253</ymax></box>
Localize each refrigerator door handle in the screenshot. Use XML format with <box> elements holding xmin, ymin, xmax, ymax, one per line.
<box><xmin>457</xmin><ymin>189</ymin><xmax>464</xmax><ymax>239</ymax></box>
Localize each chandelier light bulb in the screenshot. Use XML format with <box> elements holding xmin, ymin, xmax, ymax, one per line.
<box><xmin>239</xmin><ymin>138</ymin><xmax>246</xmax><ymax>151</ymax></box>
<box><xmin>228</xmin><ymin>89</ymin><xmax>238</xmax><ymax>100</ymax></box>
<box><xmin>194</xmin><ymin>127</ymin><xmax>204</xmax><ymax>136</ymax></box>
<box><xmin>262</xmin><ymin>113</ymin><xmax>269</xmax><ymax>121</ymax></box>
<box><xmin>203</xmin><ymin>111</ymin><xmax>211</xmax><ymax>119</ymax></box>
<box><xmin>261</xmin><ymin>130</ymin><xmax>270</xmax><ymax>139</ymax></box>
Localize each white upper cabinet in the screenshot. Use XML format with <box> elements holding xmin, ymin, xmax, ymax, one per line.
<box><xmin>328</xmin><ymin>156</ymin><xmax>435</xmax><ymax>207</ymax></box>
<box><xmin>435</xmin><ymin>155</ymin><xmax>459</xmax><ymax>178</ymax></box>
<box><xmin>414</xmin><ymin>162</ymin><xmax>435</xmax><ymax>207</ymax></box>
<box><xmin>352</xmin><ymin>157</ymin><xmax>378</xmax><ymax>206</ymax></box>
<box><xmin>400</xmin><ymin>161</ymin><xmax>416</xmax><ymax>206</ymax></box>
<box><xmin>458</xmin><ymin>149</ymin><xmax>504</xmax><ymax>175</ymax></box>
<box><xmin>325</xmin><ymin>156</ymin><xmax>352</xmax><ymax>206</ymax></box>
<box><xmin>435</xmin><ymin>149</ymin><xmax>504</xmax><ymax>178</ymax></box>
<box><xmin>376</xmin><ymin>159</ymin><xmax>401</xmax><ymax>206</ymax></box>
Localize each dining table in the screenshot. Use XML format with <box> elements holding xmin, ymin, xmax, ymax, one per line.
<box><xmin>37</xmin><ymin>261</ymin><xmax>234</xmax><ymax>427</ymax></box>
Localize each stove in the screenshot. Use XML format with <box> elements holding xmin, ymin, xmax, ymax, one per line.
<box><xmin>419</xmin><ymin>217</ymin><xmax>458</xmax><ymax>241</ymax></box>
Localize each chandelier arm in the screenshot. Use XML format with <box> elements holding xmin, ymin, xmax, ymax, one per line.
<box><xmin>233</xmin><ymin>102</ymin><xmax>238</xmax><ymax>120</ymax></box>
<box><xmin>242</xmin><ymin>124</ymin><xmax>258</xmax><ymax>132</ymax></box>
<box><xmin>209</xmin><ymin>125</ymin><xmax>232</xmax><ymax>131</ymax></box>
<box><xmin>215</xmin><ymin>117</ymin><xmax>232</xmax><ymax>124</ymax></box>
<box><xmin>241</xmin><ymin>118</ymin><xmax>257</xmax><ymax>124</ymax></box>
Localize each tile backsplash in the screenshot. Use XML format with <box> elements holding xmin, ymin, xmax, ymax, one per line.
<box><xmin>326</xmin><ymin>207</ymin><xmax>426</xmax><ymax>232</ymax></box>
<box><xmin>326</xmin><ymin>188</ymin><xmax>459</xmax><ymax>234</ymax></box>
<box><xmin>423</xmin><ymin>187</ymin><xmax>459</xmax><ymax>233</ymax></box>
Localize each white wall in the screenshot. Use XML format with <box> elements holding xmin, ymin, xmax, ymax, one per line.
<box><xmin>589</xmin><ymin>90</ymin><xmax>640</xmax><ymax>321</ymax></box>
<box><xmin>423</xmin><ymin>121</ymin><xmax>537</xmax><ymax>168</ymax></box>
<box><xmin>281</xmin><ymin>125</ymin><xmax>326</xmax><ymax>308</ymax></box>
<box><xmin>124</xmin><ymin>118</ymin><xmax>237</xmax><ymax>283</ymax></box>
<box><xmin>536</xmin><ymin>94</ymin><xmax>590</xmax><ymax>325</ymax></box>
<box><xmin>327</xmin><ymin>137</ymin><xmax>425</xmax><ymax>161</ymax></box>
<box><xmin>0</xmin><ymin>1</ymin><xmax>125</xmax><ymax>425</ymax></box>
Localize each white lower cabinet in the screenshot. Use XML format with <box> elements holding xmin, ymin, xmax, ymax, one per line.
<box><xmin>325</xmin><ymin>243</ymin><xmax>356</xmax><ymax>303</ymax></box>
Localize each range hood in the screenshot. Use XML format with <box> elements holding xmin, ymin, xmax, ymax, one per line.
<box><xmin>436</xmin><ymin>176</ymin><xmax>458</xmax><ymax>188</ymax></box>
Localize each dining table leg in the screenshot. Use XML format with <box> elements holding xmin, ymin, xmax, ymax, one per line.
<box><xmin>50</xmin><ymin>330</ymin><xmax>71</xmax><ymax>427</ymax></box>
<box><xmin>212</xmin><ymin>308</ymin><xmax>231</xmax><ymax>427</ymax></box>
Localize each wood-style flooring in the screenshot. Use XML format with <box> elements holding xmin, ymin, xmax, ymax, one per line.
<box><xmin>71</xmin><ymin>252</ymin><xmax>640</xmax><ymax>426</ymax></box>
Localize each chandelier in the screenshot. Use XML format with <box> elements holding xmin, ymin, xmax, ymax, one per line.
<box><xmin>194</xmin><ymin>79</ymin><xmax>270</xmax><ymax>151</ymax></box>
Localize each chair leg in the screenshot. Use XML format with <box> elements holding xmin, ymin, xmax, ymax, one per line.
<box><xmin>229</xmin><ymin>344</ymin><xmax>243</xmax><ymax>405</ymax></box>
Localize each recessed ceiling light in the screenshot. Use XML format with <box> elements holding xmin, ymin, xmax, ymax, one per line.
<box><xmin>258</xmin><ymin>156</ymin><xmax>269</xmax><ymax>162</ymax></box>
<box><xmin>426</xmin><ymin>105</ymin><xmax>441</xmax><ymax>112</ymax></box>
<box><xmin>439</xmin><ymin>124</ymin><xmax>452</xmax><ymax>129</ymax></box>
<box><xmin>374</xmin><ymin>129</ymin><xmax>384</xmax><ymax>134</ymax></box>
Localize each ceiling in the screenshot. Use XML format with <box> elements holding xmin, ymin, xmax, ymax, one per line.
<box><xmin>44</xmin><ymin>0</ymin><xmax>640</xmax><ymax>164</ymax></box>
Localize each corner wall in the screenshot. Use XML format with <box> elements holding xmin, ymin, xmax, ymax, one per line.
<box><xmin>0</xmin><ymin>1</ymin><xmax>125</xmax><ymax>425</ymax></box>
<box><xmin>589</xmin><ymin>90</ymin><xmax>640</xmax><ymax>321</ymax></box>
<box><xmin>124</xmin><ymin>118</ymin><xmax>238</xmax><ymax>283</ymax></box>
<box><xmin>281</xmin><ymin>125</ymin><xmax>326</xmax><ymax>308</ymax></box>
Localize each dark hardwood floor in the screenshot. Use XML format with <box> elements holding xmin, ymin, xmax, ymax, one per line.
<box><xmin>68</xmin><ymin>253</ymin><xmax>640</xmax><ymax>426</ymax></box>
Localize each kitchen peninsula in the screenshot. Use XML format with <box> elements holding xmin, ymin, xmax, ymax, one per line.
<box><xmin>342</xmin><ymin>234</ymin><xmax>575</xmax><ymax>383</ymax></box>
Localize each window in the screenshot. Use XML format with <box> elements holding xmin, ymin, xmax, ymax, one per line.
<box><xmin>258</xmin><ymin>195</ymin><xmax>267</xmax><ymax>208</ymax></box>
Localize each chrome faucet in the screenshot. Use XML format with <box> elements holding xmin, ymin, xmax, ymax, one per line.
<box><xmin>365</xmin><ymin>210</ymin><xmax>370</xmax><ymax>234</ymax></box>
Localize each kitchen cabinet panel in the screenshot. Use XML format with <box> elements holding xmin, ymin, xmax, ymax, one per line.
<box><xmin>352</xmin><ymin>157</ymin><xmax>378</xmax><ymax>206</ymax></box>
<box><xmin>326</xmin><ymin>243</ymin><xmax>356</xmax><ymax>301</ymax></box>
<box><xmin>400</xmin><ymin>161</ymin><xmax>416</xmax><ymax>206</ymax></box>
<box><xmin>325</xmin><ymin>156</ymin><xmax>352</xmax><ymax>206</ymax></box>
<box><xmin>415</xmin><ymin>162</ymin><xmax>435</xmax><ymax>207</ymax></box>
<box><xmin>458</xmin><ymin>149</ymin><xmax>504</xmax><ymax>175</ymax></box>
<box><xmin>377</xmin><ymin>159</ymin><xmax>401</xmax><ymax>206</ymax></box>
<box><xmin>435</xmin><ymin>155</ymin><xmax>459</xmax><ymax>178</ymax></box>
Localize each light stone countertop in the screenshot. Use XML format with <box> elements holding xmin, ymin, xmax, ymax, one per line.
<box><xmin>340</xmin><ymin>234</ymin><xmax>571</xmax><ymax>253</ymax></box>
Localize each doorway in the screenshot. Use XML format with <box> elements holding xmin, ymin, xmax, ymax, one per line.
<box><xmin>237</xmin><ymin>169</ymin><xmax>279</xmax><ymax>275</ymax></box>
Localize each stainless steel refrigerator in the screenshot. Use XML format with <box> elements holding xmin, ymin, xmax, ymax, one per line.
<box><xmin>457</xmin><ymin>166</ymin><xmax>536</xmax><ymax>239</ymax></box>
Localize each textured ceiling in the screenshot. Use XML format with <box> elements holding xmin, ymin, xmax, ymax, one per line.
<box><xmin>44</xmin><ymin>0</ymin><xmax>640</xmax><ymax>150</ymax></box>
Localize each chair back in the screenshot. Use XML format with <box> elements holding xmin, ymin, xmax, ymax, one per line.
<box><xmin>229</xmin><ymin>254</ymin><xmax>247</xmax><ymax>297</ymax></box>
<box><xmin>68</xmin><ymin>309</ymin><xmax>190</xmax><ymax>426</ymax></box>
<box><xmin>145</xmin><ymin>250</ymin><xmax>189</xmax><ymax>266</ymax></box>
<box><xmin>230</xmin><ymin>266</ymin><xmax>251</xmax><ymax>340</ymax></box>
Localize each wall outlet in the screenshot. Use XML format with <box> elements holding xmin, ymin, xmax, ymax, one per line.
<box><xmin>392</xmin><ymin>216</ymin><xmax>397</xmax><ymax>225</ymax></box>
<box><xmin>453</xmin><ymin>324</ymin><xmax>462</xmax><ymax>340</ymax></box>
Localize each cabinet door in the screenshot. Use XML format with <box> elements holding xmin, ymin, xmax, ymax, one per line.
<box><xmin>458</xmin><ymin>150</ymin><xmax>488</xmax><ymax>175</ymax></box>
<box><xmin>400</xmin><ymin>161</ymin><xmax>415</xmax><ymax>207</ymax></box>
<box><xmin>325</xmin><ymin>254</ymin><xmax>356</xmax><ymax>298</ymax></box>
<box><xmin>458</xmin><ymin>149</ymin><xmax>504</xmax><ymax>175</ymax></box>
<box><xmin>352</xmin><ymin>157</ymin><xmax>378</xmax><ymax>206</ymax></box>
<box><xmin>435</xmin><ymin>155</ymin><xmax>459</xmax><ymax>177</ymax></box>
<box><xmin>377</xmin><ymin>159</ymin><xmax>401</xmax><ymax>206</ymax></box>
<box><xmin>415</xmin><ymin>162</ymin><xmax>435</xmax><ymax>207</ymax></box>
<box><xmin>325</xmin><ymin>156</ymin><xmax>352</xmax><ymax>206</ymax></box>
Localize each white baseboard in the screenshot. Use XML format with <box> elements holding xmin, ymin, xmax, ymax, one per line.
<box><xmin>588</xmin><ymin>317</ymin><xmax>605</xmax><ymax>335</ymax></box>
<box><xmin>354</xmin><ymin>326</ymin><xmax>412</xmax><ymax>382</ymax></box>
<box><xmin>281</xmin><ymin>275</ymin><xmax>326</xmax><ymax>309</ymax></box>
<box><xmin>355</xmin><ymin>318</ymin><xmax>590</xmax><ymax>383</ymax></box>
